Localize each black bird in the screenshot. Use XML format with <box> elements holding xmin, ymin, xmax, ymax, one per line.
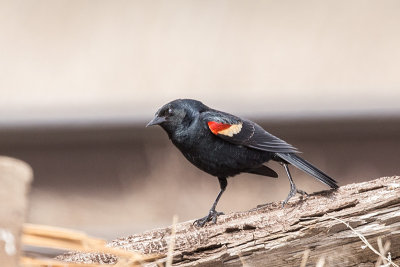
<box><xmin>147</xmin><ymin>99</ymin><xmax>338</xmax><ymax>227</ymax></box>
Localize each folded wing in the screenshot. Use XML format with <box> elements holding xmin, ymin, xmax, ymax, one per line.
<box><xmin>202</xmin><ymin>110</ymin><xmax>299</xmax><ymax>154</ymax></box>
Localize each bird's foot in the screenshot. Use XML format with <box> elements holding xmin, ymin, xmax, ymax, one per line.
<box><xmin>297</xmin><ymin>189</ymin><xmax>309</xmax><ymax>197</ymax></box>
<box><xmin>282</xmin><ymin>188</ymin><xmax>309</xmax><ymax>207</ymax></box>
<box><xmin>193</xmin><ymin>209</ymin><xmax>224</xmax><ymax>227</ymax></box>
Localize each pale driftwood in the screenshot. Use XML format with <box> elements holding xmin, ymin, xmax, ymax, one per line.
<box><xmin>58</xmin><ymin>176</ymin><xmax>400</xmax><ymax>266</ymax></box>
<box><xmin>0</xmin><ymin>156</ymin><xmax>33</xmax><ymax>267</ymax></box>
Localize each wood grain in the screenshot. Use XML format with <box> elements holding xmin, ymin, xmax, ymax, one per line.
<box><xmin>58</xmin><ymin>176</ymin><xmax>400</xmax><ymax>266</ymax></box>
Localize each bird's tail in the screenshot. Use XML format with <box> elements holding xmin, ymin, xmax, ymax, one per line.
<box><xmin>276</xmin><ymin>153</ymin><xmax>338</xmax><ymax>189</ymax></box>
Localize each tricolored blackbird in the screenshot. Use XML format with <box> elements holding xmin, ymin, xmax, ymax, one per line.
<box><xmin>147</xmin><ymin>99</ymin><xmax>338</xmax><ymax>227</ymax></box>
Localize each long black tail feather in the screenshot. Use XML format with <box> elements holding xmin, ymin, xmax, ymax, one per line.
<box><xmin>276</xmin><ymin>153</ymin><xmax>338</xmax><ymax>189</ymax></box>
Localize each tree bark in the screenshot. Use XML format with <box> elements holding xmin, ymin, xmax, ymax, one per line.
<box><xmin>58</xmin><ymin>176</ymin><xmax>400</xmax><ymax>266</ymax></box>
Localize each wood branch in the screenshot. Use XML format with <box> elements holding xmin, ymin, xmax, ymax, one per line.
<box><xmin>0</xmin><ymin>156</ymin><xmax>33</xmax><ymax>267</ymax></box>
<box><xmin>58</xmin><ymin>176</ymin><xmax>400</xmax><ymax>266</ymax></box>
<box><xmin>21</xmin><ymin>223</ymin><xmax>160</xmax><ymax>267</ymax></box>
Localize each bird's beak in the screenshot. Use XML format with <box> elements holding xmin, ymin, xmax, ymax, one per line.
<box><xmin>146</xmin><ymin>115</ymin><xmax>166</xmax><ymax>127</ymax></box>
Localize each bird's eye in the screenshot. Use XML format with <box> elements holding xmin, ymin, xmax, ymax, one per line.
<box><xmin>167</xmin><ymin>108</ymin><xmax>173</xmax><ymax>115</ymax></box>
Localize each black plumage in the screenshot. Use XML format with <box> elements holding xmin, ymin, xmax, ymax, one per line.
<box><xmin>147</xmin><ymin>99</ymin><xmax>338</xmax><ymax>226</ymax></box>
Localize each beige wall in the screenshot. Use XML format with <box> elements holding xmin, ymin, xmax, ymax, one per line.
<box><xmin>1</xmin><ymin>0</ymin><xmax>400</xmax><ymax>126</ymax></box>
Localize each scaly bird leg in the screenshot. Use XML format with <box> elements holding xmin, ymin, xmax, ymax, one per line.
<box><xmin>194</xmin><ymin>177</ymin><xmax>227</xmax><ymax>227</ymax></box>
<box><xmin>281</xmin><ymin>163</ymin><xmax>308</xmax><ymax>207</ymax></box>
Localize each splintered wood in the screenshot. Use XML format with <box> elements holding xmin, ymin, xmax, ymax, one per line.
<box><xmin>57</xmin><ymin>176</ymin><xmax>400</xmax><ymax>266</ymax></box>
<box><xmin>21</xmin><ymin>224</ymin><xmax>158</xmax><ymax>267</ymax></box>
<box><xmin>22</xmin><ymin>223</ymin><xmax>107</xmax><ymax>251</ymax></box>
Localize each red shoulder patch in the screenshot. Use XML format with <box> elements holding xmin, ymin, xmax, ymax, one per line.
<box><xmin>207</xmin><ymin>121</ymin><xmax>231</xmax><ymax>135</ymax></box>
<box><xmin>207</xmin><ymin>121</ymin><xmax>243</xmax><ymax>137</ymax></box>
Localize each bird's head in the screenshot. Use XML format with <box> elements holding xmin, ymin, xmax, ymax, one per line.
<box><xmin>146</xmin><ymin>99</ymin><xmax>208</xmax><ymax>134</ymax></box>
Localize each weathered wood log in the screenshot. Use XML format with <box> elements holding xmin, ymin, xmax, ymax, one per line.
<box><xmin>58</xmin><ymin>176</ymin><xmax>400</xmax><ymax>266</ymax></box>
<box><xmin>0</xmin><ymin>156</ymin><xmax>33</xmax><ymax>267</ymax></box>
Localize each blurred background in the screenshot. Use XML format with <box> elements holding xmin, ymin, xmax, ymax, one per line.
<box><xmin>1</xmin><ymin>0</ymin><xmax>400</xmax><ymax>240</ymax></box>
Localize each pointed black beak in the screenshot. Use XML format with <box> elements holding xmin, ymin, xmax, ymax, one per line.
<box><xmin>146</xmin><ymin>115</ymin><xmax>166</xmax><ymax>127</ymax></box>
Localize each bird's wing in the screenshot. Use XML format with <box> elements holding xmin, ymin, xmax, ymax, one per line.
<box><xmin>201</xmin><ymin>110</ymin><xmax>299</xmax><ymax>153</ymax></box>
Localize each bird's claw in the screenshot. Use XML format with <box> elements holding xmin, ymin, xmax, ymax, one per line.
<box><xmin>297</xmin><ymin>189</ymin><xmax>309</xmax><ymax>197</ymax></box>
<box><xmin>193</xmin><ymin>209</ymin><xmax>224</xmax><ymax>227</ymax></box>
<box><xmin>282</xmin><ymin>188</ymin><xmax>308</xmax><ymax>207</ymax></box>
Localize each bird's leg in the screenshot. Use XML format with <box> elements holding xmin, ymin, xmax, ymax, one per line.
<box><xmin>194</xmin><ymin>177</ymin><xmax>227</xmax><ymax>227</ymax></box>
<box><xmin>281</xmin><ymin>163</ymin><xmax>308</xmax><ymax>207</ymax></box>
